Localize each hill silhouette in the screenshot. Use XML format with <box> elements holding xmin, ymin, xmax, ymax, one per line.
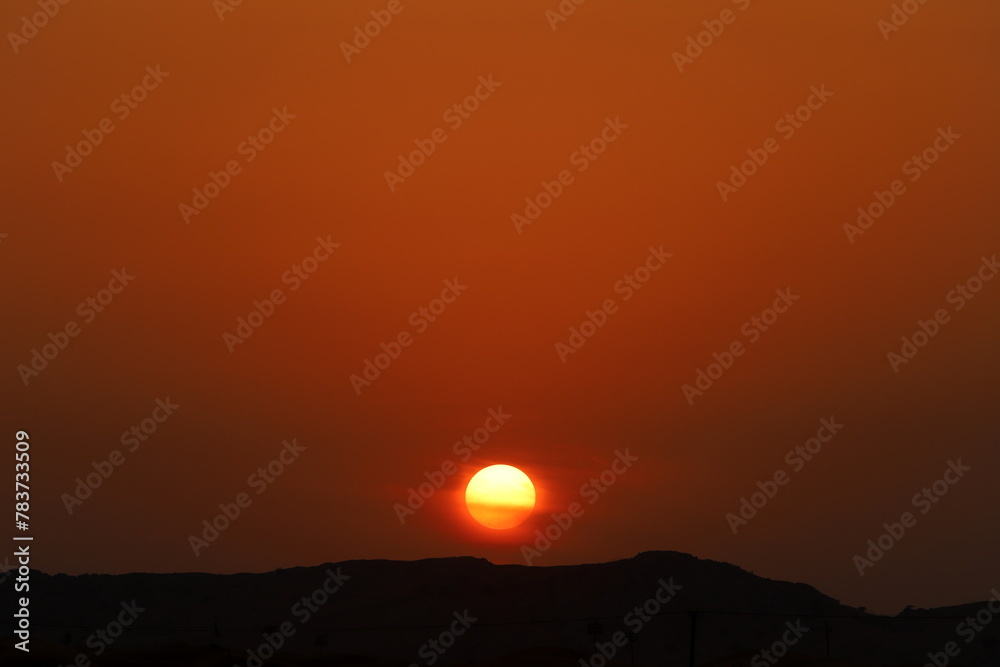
<box><xmin>3</xmin><ymin>551</ymin><xmax>997</xmax><ymax>666</ymax></box>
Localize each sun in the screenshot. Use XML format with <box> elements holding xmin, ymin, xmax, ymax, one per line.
<box><xmin>465</xmin><ymin>464</ymin><xmax>536</xmax><ymax>529</ymax></box>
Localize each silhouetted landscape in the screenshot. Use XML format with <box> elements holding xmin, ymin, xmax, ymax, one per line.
<box><xmin>4</xmin><ymin>552</ymin><xmax>998</xmax><ymax>666</ymax></box>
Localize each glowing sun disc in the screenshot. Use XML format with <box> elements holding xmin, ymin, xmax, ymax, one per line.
<box><xmin>465</xmin><ymin>464</ymin><xmax>536</xmax><ymax>529</ymax></box>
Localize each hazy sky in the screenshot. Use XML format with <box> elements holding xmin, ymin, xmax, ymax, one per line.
<box><xmin>3</xmin><ymin>0</ymin><xmax>998</xmax><ymax>615</ymax></box>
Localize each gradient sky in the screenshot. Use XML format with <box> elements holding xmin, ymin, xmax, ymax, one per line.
<box><xmin>3</xmin><ymin>0</ymin><xmax>999</xmax><ymax>615</ymax></box>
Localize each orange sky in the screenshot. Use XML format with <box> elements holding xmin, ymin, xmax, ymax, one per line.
<box><xmin>3</xmin><ymin>0</ymin><xmax>999</xmax><ymax>614</ymax></box>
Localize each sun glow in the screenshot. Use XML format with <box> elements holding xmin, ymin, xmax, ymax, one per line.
<box><xmin>464</xmin><ymin>464</ymin><xmax>536</xmax><ymax>529</ymax></box>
